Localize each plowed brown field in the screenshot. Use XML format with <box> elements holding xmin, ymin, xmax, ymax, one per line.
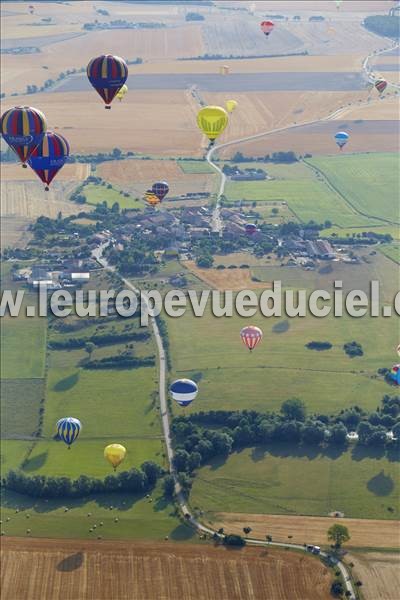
<box><xmin>213</xmin><ymin>513</ymin><xmax>400</xmax><ymax>550</ymax></box>
<box><xmin>1</xmin><ymin>181</ymin><xmax>86</xmax><ymax>219</ymax></box>
<box><xmin>1</xmin><ymin>537</ymin><xmax>333</xmax><ymax>600</ymax></box>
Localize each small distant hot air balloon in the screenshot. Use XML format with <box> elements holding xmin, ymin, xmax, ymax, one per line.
<box><xmin>396</xmin><ymin>344</ymin><xmax>400</xmax><ymax>357</ymax></box>
<box><xmin>374</xmin><ymin>79</ymin><xmax>387</xmax><ymax>95</ymax></box>
<box><xmin>152</xmin><ymin>181</ymin><xmax>169</xmax><ymax>202</ymax></box>
<box><xmin>29</xmin><ymin>4</ymin><xmax>34</xmax><ymax>14</ymax></box>
<box><xmin>104</xmin><ymin>444</ymin><xmax>126</xmax><ymax>471</ymax></box>
<box><xmin>1</xmin><ymin>106</ymin><xmax>47</xmax><ymax>167</ymax></box>
<box><xmin>260</xmin><ymin>21</ymin><xmax>274</xmax><ymax>36</ymax></box>
<box><xmin>28</xmin><ymin>131</ymin><xmax>70</xmax><ymax>191</ymax></box>
<box><xmin>144</xmin><ymin>190</ymin><xmax>160</xmax><ymax>207</ymax></box>
<box><xmin>389</xmin><ymin>364</ymin><xmax>400</xmax><ymax>386</ymax></box>
<box><xmin>245</xmin><ymin>223</ymin><xmax>257</xmax><ymax>236</ymax></box>
<box><xmin>197</xmin><ymin>106</ymin><xmax>229</xmax><ymax>145</ymax></box>
<box><xmin>240</xmin><ymin>325</ymin><xmax>263</xmax><ymax>352</ymax></box>
<box><xmin>56</xmin><ymin>417</ymin><xmax>82</xmax><ymax>448</ymax></box>
<box><xmin>334</xmin><ymin>131</ymin><xmax>349</xmax><ymax>151</ymax></box>
<box><xmin>170</xmin><ymin>379</ymin><xmax>198</xmax><ymax>407</ymax></box>
<box><xmin>87</xmin><ymin>55</ymin><xmax>128</xmax><ymax>109</ymax></box>
<box><xmin>219</xmin><ymin>65</ymin><xmax>230</xmax><ymax>76</ymax></box>
<box><xmin>116</xmin><ymin>83</ymin><xmax>128</xmax><ymax>102</ymax></box>
<box><xmin>225</xmin><ymin>100</ymin><xmax>238</xmax><ymax>114</ymax></box>
<box><xmin>335</xmin><ymin>0</ymin><xmax>343</xmax><ymax>10</ymax></box>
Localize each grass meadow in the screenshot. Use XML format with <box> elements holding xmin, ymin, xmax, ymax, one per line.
<box><xmin>190</xmin><ymin>444</ymin><xmax>399</xmax><ymax>520</ymax></box>
<box><xmin>83</xmin><ymin>184</ymin><xmax>143</xmax><ymax>209</ymax></box>
<box><xmin>178</xmin><ymin>160</ymin><xmax>215</xmax><ymax>174</ymax></box>
<box><xmin>1</xmin><ymin>379</ymin><xmax>44</xmax><ymax>437</ymax></box>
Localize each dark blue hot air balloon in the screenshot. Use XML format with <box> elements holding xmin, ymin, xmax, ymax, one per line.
<box><xmin>56</xmin><ymin>417</ymin><xmax>82</xmax><ymax>448</ymax></box>
<box><xmin>170</xmin><ymin>379</ymin><xmax>198</xmax><ymax>407</ymax></box>
<box><xmin>334</xmin><ymin>131</ymin><xmax>349</xmax><ymax>151</ymax></box>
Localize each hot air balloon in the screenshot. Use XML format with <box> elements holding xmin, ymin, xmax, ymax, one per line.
<box><xmin>87</xmin><ymin>55</ymin><xmax>128</xmax><ymax>109</ymax></box>
<box><xmin>28</xmin><ymin>131</ymin><xmax>70</xmax><ymax>191</ymax></box>
<box><xmin>144</xmin><ymin>190</ymin><xmax>160</xmax><ymax>206</ymax></box>
<box><xmin>335</xmin><ymin>0</ymin><xmax>343</xmax><ymax>9</ymax></box>
<box><xmin>260</xmin><ymin>21</ymin><xmax>274</xmax><ymax>36</ymax></box>
<box><xmin>389</xmin><ymin>364</ymin><xmax>400</xmax><ymax>385</ymax></box>
<box><xmin>104</xmin><ymin>444</ymin><xmax>126</xmax><ymax>471</ymax></box>
<box><xmin>152</xmin><ymin>181</ymin><xmax>169</xmax><ymax>202</ymax></box>
<box><xmin>240</xmin><ymin>325</ymin><xmax>263</xmax><ymax>352</ymax></box>
<box><xmin>334</xmin><ymin>131</ymin><xmax>349</xmax><ymax>151</ymax></box>
<box><xmin>56</xmin><ymin>417</ymin><xmax>82</xmax><ymax>448</ymax></box>
<box><xmin>396</xmin><ymin>344</ymin><xmax>400</xmax><ymax>357</ymax></box>
<box><xmin>225</xmin><ymin>100</ymin><xmax>238</xmax><ymax>114</ymax></box>
<box><xmin>116</xmin><ymin>83</ymin><xmax>128</xmax><ymax>102</ymax></box>
<box><xmin>29</xmin><ymin>4</ymin><xmax>34</xmax><ymax>14</ymax></box>
<box><xmin>245</xmin><ymin>223</ymin><xmax>257</xmax><ymax>236</ymax></box>
<box><xmin>1</xmin><ymin>106</ymin><xmax>47</xmax><ymax>167</ymax></box>
<box><xmin>170</xmin><ymin>379</ymin><xmax>198</xmax><ymax>407</ymax></box>
<box><xmin>197</xmin><ymin>106</ymin><xmax>229</xmax><ymax>145</ymax></box>
<box><xmin>219</xmin><ymin>65</ymin><xmax>230</xmax><ymax>76</ymax></box>
<box><xmin>374</xmin><ymin>79</ymin><xmax>387</xmax><ymax>95</ymax></box>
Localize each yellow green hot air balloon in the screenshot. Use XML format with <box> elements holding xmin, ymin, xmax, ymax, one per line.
<box><xmin>196</xmin><ymin>105</ymin><xmax>229</xmax><ymax>144</ymax></box>
<box><xmin>104</xmin><ymin>444</ymin><xmax>126</xmax><ymax>471</ymax></box>
<box><xmin>116</xmin><ymin>84</ymin><xmax>128</xmax><ymax>102</ymax></box>
<box><xmin>225</xmin><ymin>100</ymin><xmax>238</xmax><ymax>113</ymax></box>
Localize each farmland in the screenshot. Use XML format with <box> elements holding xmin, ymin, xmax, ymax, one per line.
<box><xmin>184</xmin><ymin>261</ymin><xmax>268</xmax><ymax>292</ymax></box>
<box><xmin>82</xmin><ymin>183</ymin><xmax>143</xmax><ymax>210</ymax></box>
<box><xmin>348</xmin><ymin>552</ymin><xmax>400</xmax><ymax>600</ymax></box>
<box><xmin>190</xmin><ymin>444</ymin><xmax>400</xmax><ymax>520</ymax></box>
<box><xmin>0</xmin><ymin>538</ymin><xmax>334</xmax><ymax>600</ymax></box>
<box><xmin>213</xmin><ymin>514</ymin><xmax>400</xmax><ymax>550</ymax></box>
<box><xmin>1</xmin><ymin>379</ymin><xmax>44</xmax><ymax>438</ymax></box>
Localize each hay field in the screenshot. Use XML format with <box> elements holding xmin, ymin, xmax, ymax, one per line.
<box><xmin>184</xmin><ymin>262</ymin><xmax>269</xmax><ymax>291</ymax></box>
<box><xmin>0</xmin><ymin>216</ymin><xmax>32</xmax><ymax>249</ymax></box>
<box><xmin>213</xmin><ymin>514</ymin><xmax>400</xmax><ymax>550</ymax></box>
<box><xmin>98</xmin><ymin>159</ymin><xmax>217</xmax><ymax>197</ymax></box>
<box><xmin>245</xmin><ymin>1</ymin><xmax>394</xmax><ymax>14</ymax></box>
<box><xmin>1</xmin><ymin>163</ymin><xmax>89</xmax><ymax>182</ymax></box>
<box><xmin>1</xmin><ymin>181</ymin><xmax>84</xmax><ymax>219</ymax></box>
<box><xmin>348</xmin><ymin>552</ymin><xmax>400</xmax><ymax>600</ymax></box>
<box><xmin>1</xmin><ymin>538</ymin><xmax>333</xmax><ymax>600</ymax></box>
<box><xmin>334</xmin><ymin>96</ymin><xmax>400</xmax><ymax>121</ymax></box>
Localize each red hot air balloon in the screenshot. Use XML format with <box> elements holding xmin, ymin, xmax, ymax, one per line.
<box><xmin>87</xmin><ymin>55</ymin><xmax>128</xmax><ymax>109</ymax></box>
<box><xmin>28</xmin><ymin>131</ymin><xmax>70</xmax><ymax>190</ymax></box>
<box><xmin>151</xmin><ymin>181</ymin><xmax>169</xmax><ymax>202</ymax></box>
<box><xmin>1</xmin><ymin>106</ymin><xmax>47</xmax><ymax>167</ymax></box>
<box><xmin>240</xmin><ymin>326</ymin><xmax>263</xmax><ymax>352</ymax></box>
<box><xmin>245</xmin><ymin>223</ymin><xmax>257</xmax><ymax>236</ymax></box>
<box><xmin>260</xmin><ymin>21</ymin><xmax>274</xmax><ymax>36</ymax></box>
<box><xmin>374</xmin><ymin>79</ymin><xmax>387</xmax><ymax>95</ymax></box>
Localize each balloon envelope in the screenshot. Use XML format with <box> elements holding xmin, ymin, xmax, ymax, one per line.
<box><xmin>390</xmin><ymin>364</ymin><xmax>400</xmax><ymax>385</ymax></box>
<box><xmin>87</xmin><ymin>55</ymin><xmax>128</xmax><ymax>107</ymax></box>
<box><xmin>260</xmin><ymin>21</ymin><xmax>274</xmax><ymax>36</ymax></box>
<box><xmin>240</xmin><ymin>326</ymin><xmax>263</xmax><ymax>351</ymax></box>
<box><xmin>1</xmin><ymin>106</ymin><xmax>47</xmax><ymax>165</ymax></box>
<box><xmin>28</xmin><ymin>131</ymin><xmax>70</xmax><ymax>189</ymax></box>
<box><xmin>170</xmin><ymin>379</ymin><xmax>198</xmax><ymax>407</ymax></box>
<box><xmin>197</xmin><ymin>106</ymin><xmax>229</xmax><ymax>142</ymax></box>
<box><xmin>104</xmin><ymin>444</ymin><xmax>126</xmax><ymax>469</ymax></box>
<box><xmin>144</xmin><ymin>190</ymin><xmax>160</xmax><ymax>206</ymax></box>
<box><xmin>397</xmin><ymin>344</ymin><xmax>400</xmax><ymax>357</ymax></box>
<box><xmin>152</xmin><ymin>181</ymin><xmax>169</xmax><ymax>201</ymax></box>
<box><xmin>334</xmin><ymin>131</ymin><xmax>349</xmax><ymax>149</ymax></box>
<box><xmin>56</xmin><ymin>417</ymin><xmax>82</xmax><ymax>447</ymax></box>
<box><xmin>116</xmin><ymin>83</ymin><xmax>128</xmax><ymax>101</ymax></box>
<box><xmin>225</xmin><ymin>100</ymin><xmax>238</xmax><ymax>113</ymax></box>
<box><xmin>374</xmin><ymin>79</ymin><xmax>387</xmax><ymax>94</ymax></box>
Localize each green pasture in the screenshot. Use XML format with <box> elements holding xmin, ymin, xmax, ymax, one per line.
<box><xmin>190</xmin><ymin>444</ymin><xmax>400</xmax><ymax>520</ymax></box>
<box><xmin>0</xmin><ymin>486</ymin><xmax>189</xmax><ymax>541</ymax></box>
<box><xmin>0</xmin><ymin>440</ymin><xmax>33</xmax><ymax>475</ymax></box>
<box><xmin>307</xmin><ymin>153</ymin><xmax>399</xmax><ymax>225</ymax></box>
<box><xmin>83</xmin><ymin>184</ymin><xmax>143</xmax><ymax>210</ymax></box>
<box><xmin>178</xmin><ymin>160</ymin><xmax>215</xmax><ymax>174</ymax></box>
<box><xmin>1</xmin><ymin>379</ymin><xmax>44</xmax><ymax>437</ymax></box>
<box><xmin>379</xmin><ymin>243</ymin><xmax>400</xmax><ymax>265</ymax></box>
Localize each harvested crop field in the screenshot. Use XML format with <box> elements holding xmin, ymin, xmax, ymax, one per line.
<box><xmin>213</xmin><ymin>514</ymin><xmax>400</xmax><ymax>550</ymax></box>
<box><xmin>1</xmin><ymin>163</ymin><xmax>89</xmax><ymax>182</ymax></box>
<box><xmin>1</xmin><ymin>181</ymin><xmax>85</xmax><ymax>219</ymax></box>
<box><xmin>1</xmin><ymin>537</ymin><xmax>333</xmax><ymax>600</ymax></box>
<box><xmin>185</xmin><ymin>262</ymin><xmax>269</xmax><ymax>291</ymax></box>
<box><xmin>348</xmin><ymin>552</ymin><xmax>400</xmax><ymax>600</ymax></box>
<box><xmin>0</xmin><ymin>216</ymin><xmax>32</xmax><ymax>249</ymax></box>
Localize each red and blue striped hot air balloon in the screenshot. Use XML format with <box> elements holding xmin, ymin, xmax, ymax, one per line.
<box><xmin>28</xmin><ymin>131</ymin><xmax>70</xmax><ymax>190</ymax></box>
<box><xmin>87</xmin><ymin>55</ymin><xmax>128</xmax><ymax>109</ymax></box>
<box><xmin>1</xmin><ymin>106</ymin><xmax>47</xmax><ymax>167</ymax></box>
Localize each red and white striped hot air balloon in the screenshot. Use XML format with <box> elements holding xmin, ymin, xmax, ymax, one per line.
<box><xmin>240</xmin><ymin>326</ymin><xmax>263</xmax><ymax>352</ymax></box>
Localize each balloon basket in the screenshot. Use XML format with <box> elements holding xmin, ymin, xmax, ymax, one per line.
<box><xmin>22</xmin><ymin>164</ymin><xmax>27</xmax><ymax>168</ymax></box>
<box><xmin>105</xmin><ymin>105</ymin><xmax>111</xmax><ymax>110</ymax></box>
<box><xmin>45</xmin><ymin>186</ymin><xmax>49</xmax><ymax>192</ymax></box>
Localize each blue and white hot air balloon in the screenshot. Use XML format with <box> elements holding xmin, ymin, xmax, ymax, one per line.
<box><xmin>334</xmin><ymin>131</ymin><xmax>349</xmax><ymax>151</ymax></box>
<box><xmin>170</xmin><ymin>379</ymin><xmax>198</xmax><ymax>407</ymax></box>
<box><xmin>56</xmin><ymin>417</ymin><xmax>82</xmax><ymax>448</ymax></box>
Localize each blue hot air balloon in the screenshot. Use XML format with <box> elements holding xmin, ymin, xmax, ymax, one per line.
<box><xmin>334</xmin><ymin>131</ymin><xmax>349</xmax><ymax>151</ymax></box>
<box><xmin>56</xmin><ymin>417</ymin><xmax>82</xmax><ymax>448</ymax></box>
<box><xmin>170</xmin><ymin>379</ymin><xmax>198</xmax><ymax>407</ymax></box>
<box><xmin>389</xmin><ymin>364</ymin><xmax>400</xmax><ymax>386</ymax></box>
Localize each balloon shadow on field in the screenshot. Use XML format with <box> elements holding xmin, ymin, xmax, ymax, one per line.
<box><xmin>351</xmin><ymin>444</ymin><xmax>386</xmax><ymax>461</ymax></box>
<box><xmin>366</xmin><ymin>471</ymin><xmax>394</xmax><ymax>497</ymax></box>
<box><xmin>56</xmin><ymin>552</ymin><xmax>84</xmax><ymax>572</ymax></box>
<box><xmin>21</xmin><ymin>452</ymin><xmax>48</xmax><ymax>472</ymax></box>
<box><xmin>208</xmin><ymin>454</ymin><xmax>229</xmax><ymax>471</ymax></box>
<box><xmin>169</xmin><ymin>524</ymin><xmax>195</xmax><ymax>541</ymax></box>
<box><xmin>53</xmin><ymin>371</ymin><xmax>80</xmax><ymax>392</ymax></box>
<box><xmin>272</xmin><ymin>320</ymin><xmax>290</xmax><ymax>334</ymax></box>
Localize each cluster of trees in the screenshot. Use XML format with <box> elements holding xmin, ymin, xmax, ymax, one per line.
<box><xmin>171</xmin><ymin>396</ymin><xmax>400</xmax><ymax>476</ymax></box>
<box><xmin>84</xmin><ymin>353</ymin><xmax>155</xmax><ymax>370</ymax></box>
<box><xmin>182</xmin><ymin>51</ymin><xmax>308</xmax><ymax>61</ymax></box>
<box><xmin>231</xmin><ymin>151</ymin><xmax>299</xmax><ymax>163</ymax></box>
<box><xmin>222</xmin><ymin>164</ymin><xmax>266</xmax><ymax>176</ymax></box>
<box><xmin>3</xmin><ymin>462</ymin><xmax>164</xmax><ymax>498</ymax></box>
<box><xmin>49</xmin><ymin>330</ymin><xmax>149</xmax><ymax>350</ymax></box>
<box><xmin>107</xmin><ymin>240</ymin><xmax>159</xmax><ymax>276</ymax></box>
<box><xmin>83</xmin><ymin>20</ymin><xmax>166</xmax><ymax>30</ymax></box>
<box><xmin>364</xmin><ymin>15</ymin><xmax>400</xmax><ymax>39</ymax></box>
<box><xmin>306</xmin><ymin>341</ymin><xmax>332</xmax><ymax>351</ymax></box>
<box><xmin>343</xmin><ymin>341</ymin><xmax>363</xmax><ymax>358</ymax></box>
<box><xmin>185</xmin><ymin>12</ymin><xmax>205</xmax><ymax>21</ymax></box>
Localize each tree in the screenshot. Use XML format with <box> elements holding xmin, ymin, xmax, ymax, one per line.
<box><xmin>224</xmin><ymin>534</ymin><xmax>246</xmax><ymax>547</ymax></box>
<box><xmin>141</xmin><ymin>461</ymin><xmax>163</xmax><ymax>485</ymax></box>
<box><xmin>329</xmin><ymin>423</ymin><xmax>348</xmax><ymax>445</ymax></box>
<box><xmin>162</xmin><ymin>475</ymin><xmax>175</xmax><ymax>498</ymax></box>
<box><xmin>328</xmin><ymin>524</ymin><xmax>350</xmax><ymax>549</ymax></box>
<box><xmin>281</xmin><ymin>398</ymin><xmax>306</xmax><ymax>422</ymax></box>
<box><xmin>85</xmin><ymin>342</ymin><xmax>95</xmax><ymax>360</ymax></box>
<box><xmin>331</xmin><ymin>581</ymin><xmax>344</xmax><ymax>597</ymax></box>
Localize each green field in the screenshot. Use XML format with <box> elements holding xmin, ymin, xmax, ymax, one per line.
<box><xmin>190</xmin><ymin>444</ymin><xmax>400</xmax><ymax>520</ymax></box>
<box><xmin>166</xmin><ymin>255</ymin><xmax>398</xmax><ymax>415</ymax></box>
<box><xmin>307</xmin><ymin>153</ymin><xmax>399</xmax><ymax>225</ymax></box>
<box><xmin>1</xmin><ymin>379</ymin><xmax>44</xmax><ymax>437</ymax></box>
<box><xmin>379</xmin><ymin>243</ymin><xmax>400</xmax><ymax>265</ymax></box>
<box><xmin>83</xmin><ymin>184</ymin><xmax>143</xmax><ymax>209</ymax></box>
<box><xmin>178</xmin><ymin>160</ymin><xmax>215</xmax><ymax>174</ymax></box>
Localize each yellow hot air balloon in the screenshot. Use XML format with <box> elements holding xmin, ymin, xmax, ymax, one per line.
<box><xmin>196</xmin><ymin>105</ymin><xmax>229</xmax><ymax>144</ymax></box>
<box><xmin>225</xmin><ymin>100</ymin><xmax>238</xmax><ymax>113</ymax></box>
<box><xmin>144</xmin><ymin>190</ymin><xmax>160</xmax><ymax>206</ymax></box>
<box><xmin>104</xmin><ymin>444</ymin><xmax>126</xmax><ymax>471</ymax></box>
<box><xmin>116</xmin><ymin>84</ymin><xmax>128</xmax><ymax>102</ymax></box>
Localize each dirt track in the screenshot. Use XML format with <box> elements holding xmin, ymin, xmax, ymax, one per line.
<box><xmin>1</xmin><ymin>537</ymin><xmax>333</xmax><ymax>600</ymax></box>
